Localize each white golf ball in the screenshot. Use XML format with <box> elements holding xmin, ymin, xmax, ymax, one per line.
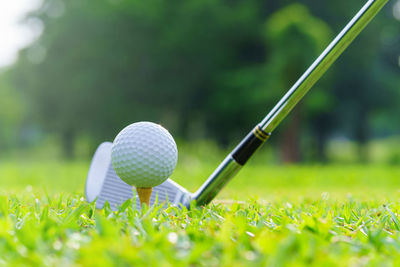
<box><xmin>111</xmin><ymin>122</ymin><xmax>178</xmax><ymax>188</ymax></box>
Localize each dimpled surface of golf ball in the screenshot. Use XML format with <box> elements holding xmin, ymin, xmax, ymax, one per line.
<box><xmin>111</xmin><ymin>122</ymin><xmax>178</xmax><ymax>188</ymax></box>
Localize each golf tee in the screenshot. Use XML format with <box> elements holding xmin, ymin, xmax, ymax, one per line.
<box><xmin>136</xmin><ymin>187</ymin><xmax>153</xmax><ymax>207</ymax></box>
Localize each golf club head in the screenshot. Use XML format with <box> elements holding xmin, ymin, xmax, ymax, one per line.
<box><xmin>85</xmin><ymin>142</ymin><xmax>191</xmax><ymax>210</ymax></box>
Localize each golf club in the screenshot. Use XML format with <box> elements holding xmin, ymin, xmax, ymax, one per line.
<box><xmin>85</xmin><ymin>0</ymin><xmax>387</xmax><ymax>210</ymax></box>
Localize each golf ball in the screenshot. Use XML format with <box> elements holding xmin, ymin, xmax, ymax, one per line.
<box><xmin>111</xmin><ymin>122</ymin><xmax>178</xmax><ymax>188</ymax></box>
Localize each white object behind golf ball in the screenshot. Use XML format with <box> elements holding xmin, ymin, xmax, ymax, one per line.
<box><xmin>111</xmin><ymin>122</ymin><xmax>178</xmax><ymax>188</ymax></box>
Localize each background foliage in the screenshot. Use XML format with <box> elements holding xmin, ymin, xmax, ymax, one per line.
<box><xmin>0</xmin><ymin>0</ymin><xmax>399</xmax><ymax>162</ymax></box>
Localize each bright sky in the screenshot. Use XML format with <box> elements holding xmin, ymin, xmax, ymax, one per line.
<box><xmin>0</xmin><ymin>0</ymin><xmax>43</xmax><ymax>68</ymax></box>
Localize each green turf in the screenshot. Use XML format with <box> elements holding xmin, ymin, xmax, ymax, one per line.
<box><xmin>1</xmin><ymin>160</ymin><xmax>400</xmax><ymax>200</ymax></box>
<box><xmin>2</xmin><ymin>194</ymin><xmax>400</xmax><ymax>266</ymax></box>
<box><xmin>1</xmin><ymin>161</ymin><xmax>400</xmax><ymax>265</ymax></box>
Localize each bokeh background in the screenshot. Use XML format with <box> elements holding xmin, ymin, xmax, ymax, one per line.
<box><xmin>0</xmin><ymin>0</ymin><xmax>399</xmax><ymax>198</ymax></box>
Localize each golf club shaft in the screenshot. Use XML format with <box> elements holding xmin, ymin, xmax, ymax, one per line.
<box><xmin>192</xmin><ymin>0</ymin><xmax>387</xmax><ymax>206</ymax></box>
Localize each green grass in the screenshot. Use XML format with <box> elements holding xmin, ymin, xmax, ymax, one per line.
<box><xmin>1</xmin><ymin>160</ymin><xmax>400</xmax><ymax>266</ymax></box>
<box><xmin>2</xmin><ymin>194</ymin><xmax>400</xmax><ymax>266</ymax></box>
<box><xmin>2</xmin><ymin>160</ymin><xmax>400</xmax><ymax>200</ymax></box>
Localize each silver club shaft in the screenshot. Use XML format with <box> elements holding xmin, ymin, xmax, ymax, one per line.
<box><xmin>193</xmin><ymin>0</ymin><xmax>387</xmax><ymax>207</ymax></box>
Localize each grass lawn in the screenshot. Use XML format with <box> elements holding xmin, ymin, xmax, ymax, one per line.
<box><xmin>1</xmin><ymin>160</ymin><xmax>400</xmax><ymax>265</ymax></box>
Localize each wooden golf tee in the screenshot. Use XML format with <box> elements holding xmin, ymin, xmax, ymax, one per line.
<box><xmin>136</xmin><ymin>187</ymin><xmax>153</xmax><ymax>207</ymax></box>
